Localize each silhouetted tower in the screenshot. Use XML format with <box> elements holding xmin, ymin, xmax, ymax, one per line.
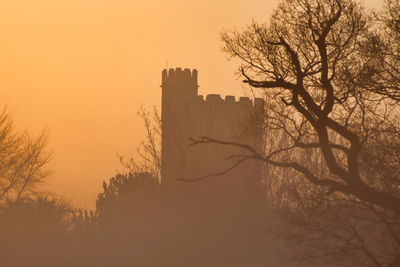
<box><xmin>161</xmin><ymin>68</ymin><xmax>198</xmax><ymax>185</ymax></box>
<box><xmin>161</xmin><ymin>68</ymin><xmax>264</xmax><ymax>194</ymax></box>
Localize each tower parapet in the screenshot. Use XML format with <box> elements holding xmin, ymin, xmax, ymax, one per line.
<box><xmin>198</xmin><ymin>94</ymin><xmax>264</xmax><ymax>110</ymax></box>
<box><xmin>162</xmin><ymin>68</ymin><xmax>198</xmax><ymax>88</ymax></box>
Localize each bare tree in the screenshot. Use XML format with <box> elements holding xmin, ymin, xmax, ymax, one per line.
<box><xmin>185</xmin><ymin>0</ymin><xmax>400</xmax><ymax>265</ymax></box>
<box><xmin>119</xmin><ymin>106</ymin><xmax>161</xmax><ymax>180</ymax></box>
<box><xmin>218</xmin><ymin>0</ymin><xmax>400</xmax><ymax>213</ymax></box>
<box><xmin>0</xmin><ymin>108</ymin><xmax>52</xmax><ymax>204</ymax></box>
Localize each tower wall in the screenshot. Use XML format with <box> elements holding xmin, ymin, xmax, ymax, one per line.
<box><xmin>161</xmin><ymin>68</ymin><xmax>264</xmax><ymax>194</ymax></box>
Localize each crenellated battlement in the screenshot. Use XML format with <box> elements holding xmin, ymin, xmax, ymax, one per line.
<box><xmin>197</xmin><ymin>94</ymin><xmax>264</xmax><ymax>110</ymax></box>
<box><xmin>162</xmin><ymin>68</ymin><xmax>198</xmax><ymax>87</ymax></box>
<box><xmin>161</xmin><ymin>68</ymin><xmax>264</xmax><ymax>111</ymax></box>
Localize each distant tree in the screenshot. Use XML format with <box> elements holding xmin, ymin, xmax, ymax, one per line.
<box><xmin>0</xmin><ymin>195</ymin><xmax>71</xmax><ymax>238</ymax></box>
<box><xmin>95</xmin><ymin>171</ymin><xmax>160</xmax><ymax>229</ymax></box>
<box><xmin>0</xmin><ymin>196</ymin><xmax>72</xmax><ymax>266</ymax></box>
<box><xmin>119</xmin><ymin>106</ymin><xmax>161</xmax><ymax>180</ymax></box>
<box><xmin>200</xmin><ymin>0</ymin><xmax>400</xmax><ymax>265</ymax></box>
<box><xmin>0</xmin><ymin>108</ymin><xmax>52</xmax><ymax>204</ymax></box>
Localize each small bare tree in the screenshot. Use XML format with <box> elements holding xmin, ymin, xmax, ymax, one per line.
<box><xmin>0</xmin><ymin>108</ymin><xmax>52</xmax><ymax>205</ymax></box>
<box><xmin>119</xmin><ymin>106</ymin><xmax>161</xmax><ymax>180</ymax></box>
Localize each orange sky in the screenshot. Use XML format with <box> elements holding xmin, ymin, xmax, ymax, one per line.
<box><xmin>0</xmin><ymin>0</ymin><xmax>381</xmax><ymax>208</ymax></box>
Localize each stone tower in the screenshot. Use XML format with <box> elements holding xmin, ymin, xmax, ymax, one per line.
<box><xmin>161</xmin><ymin>67</ymin><xmax>264</xmax><ymax>194</ymax></box>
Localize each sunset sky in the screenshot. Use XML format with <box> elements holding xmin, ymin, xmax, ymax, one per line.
<box><xmin>0</xmin><ymin>0</ymin><xmax>381</xmax><ymax>208</ymax></box>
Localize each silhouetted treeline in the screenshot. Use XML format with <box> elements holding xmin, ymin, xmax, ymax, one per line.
<box><xmin>0</xmin><ymin>170</ymin><xmax>283</xmax><ymax>267</ymax></box>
